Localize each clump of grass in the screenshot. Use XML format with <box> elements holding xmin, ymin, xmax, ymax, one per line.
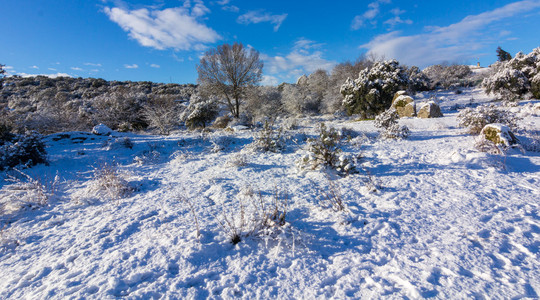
<box><xmin>316</xmin><ymin>176</ymin><xmax>346</xmax><ymax>212</ymax></box>
<box><xmin>226</xmin><ymin>154</ymin><xmax>248</xmax><ymax>168</ymax></box>
<box><xmin>89</xmin><ymin>163</ymin><xmax>133</xmax><ymax>201</ymax></box>
<box><xmin>219</xmin><ymin>187</ymin><xmax>289</xmax><ymax>245</ymax></box>
<box><xmin>178</xmin><ymin>195</ymin><xmax>201</xmax><ymax>239</ymax></box>
<box><xmin>0</xmin><ymin>169</ymin><xmax>58</xmax><ymax>212</ymax></box>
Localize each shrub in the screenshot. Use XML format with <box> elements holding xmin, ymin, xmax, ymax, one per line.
<box><xmin>374</xmin><ymin>108</ymin><xmax>410</xmax><ymax>139</ymax></box>
<box><xmin>298</xmin><ymin>123</ymin><xmax>357</xmax><ymax>176</ymax></box>
<box><xmin>104</xmin><ymin>137</ymin><xmax>134</xmax><ymax>150</ymax></box>
<box><xmin>482</xmin><ymin>47</ymin><xmax>540</xmax><ymax>100</ymax></box>
<box><xmin>316</xmin><ymin>177</ymin><xmax>346</xmax><ymax>212</ymax></box>
<box><xmin>89</xmin><ymin>163</ymin><xmax>133</xmax><ymax>201</ymax></box>
<box><xmin>142</xmin><ymin>95</ymin><xmax>181</xmax><ymax>135</ymax></box>
<box><xmin>226</xmin><ymin>154</ymin><xmax>248</xmax><ymax>168</ymax></box>
<box><xmin>0</xmin><ymin>169</ymin><xmax>57</xmax><ymax>211</ymax></box>
<box><xmin>249</xmin><ymin>120</ymin><xmax>285</xmax><ymax>153</ymax></box>
<box><xmin>219</xmin><ymin>188</ymin><xmax>289</xmax><ymax>245</ymax></box>
<box><xmin>341</xmin><ymin>59</ymin><xmax>409</xmax><ymax>118</ymax></box>
<box><xmin>422</xmin><ymin>64</ymin><xmax>473</xmax><ymax>89</ymax></box>
<box><xmin>91</xmin><ymin>88</ymin><xmax>147</xmax><ymax>130</ymax></box>
<box><xmin>457</xmin><ymin>105</ymin><xmax>521</xmax><ymax>134</ymax></box>
<box><xmin>482</xmin><ymin>67</ymin><xmax>530</xmax><ymax>100</ymax></box>
<box><xmin>244</xmin><ymin>86</ymin><xmax>282</xmax><ymax>123</ymax></box>
<box><xmin>134</xmin><ymin>143</ymin><xmax>163</xmax><ymax>165</ymax></box>
<box><xmin>180</xmin><ymin>94</ymin><xmax>219</xmax><ymax>130</ymax></box>
<box><xmin>406</xmin><ymin>66</ymin><xmax>431</xmax><ymax>92</ymax></box>
<box><xmin>0</xmin><ymin>131</ymin><xmax>47</xmax><ymax>170</ymax></box>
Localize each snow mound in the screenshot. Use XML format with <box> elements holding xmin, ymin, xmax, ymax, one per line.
<box><xmin>92</xmin><ymin>123</ymin><xmax>112</xmax><ymax>135</ymax></box>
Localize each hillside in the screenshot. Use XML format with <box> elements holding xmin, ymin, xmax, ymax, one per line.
<box><xmin>0</xmin><ymin>88</ymin><xmax>539</xmax><ymax>298</ymax></box>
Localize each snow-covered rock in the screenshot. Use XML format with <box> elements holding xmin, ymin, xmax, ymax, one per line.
<box><xmin>392</xmin><ymin>94</ymin><xmax>415</xmax><ymax>117</ymax></box>
<box><xmin>417</xmin><ymin>101</ymin><xmax>443</xmax><ymax>118</ymax></box>
<box><xmin>92</xmin><ymin>123</ymin><xmax>112</xmax><ymax>135</ymax></box>
<box><xmin>480</xmin><ymin>123</ymin><xmax>519</xmax><ymax>146</ymax></box>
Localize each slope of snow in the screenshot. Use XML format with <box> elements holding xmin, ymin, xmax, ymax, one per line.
<box><xmin>1</xmin><ymin>88</ymin><xmax>539</xmax><ymax>298</ymax></box>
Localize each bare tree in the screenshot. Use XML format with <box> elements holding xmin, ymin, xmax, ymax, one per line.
<box><xmin>197</xmin><ymin>43</ymin><xmax>263</xmax><ymax>118</ymax></box>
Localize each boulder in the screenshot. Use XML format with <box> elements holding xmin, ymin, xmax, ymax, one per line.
<box><xmin>392</xmin><ymin>91</ymin><xmax>408</xmax><ymax>103</ymax></box>
<box><xmin>417</xmin><ymin>101</ymin><xmax>443</xmax><ymax>118</ymax></box>
<box><xmin>92</xmin><ymin>123</ymin><xmax>112</xmax><ymax>135</ymax></box>
<box><xmin>403</xmin><ymin>102</ymin><xmax>416</xmax><ymax>117</ymax></box>
<box><xmin>480</xmin><ymin>123</ymin><xmax>519</xmax><ymax>146</ymax></box>
<box><xmin>392</xmin><ymin>94</ymin><xmax>415</xmax><ymax>117</ymax></box>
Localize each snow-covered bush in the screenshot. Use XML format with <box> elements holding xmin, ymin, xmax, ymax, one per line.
<box><xmin>341</xmin><ymin>59</ymin><xmax>410</xmax><ymax>118</ymax></box>
<box><xmin>316</xmin><ymin>177</ymin><xmax>346</xmax><ymax>212</ymax></box>
<box><xmin>91</xmin><ymin>88</ymin><xmax>146</xmax><ymax>131</ymax></box>
<box><xmin>281</xmin><ymin>71</ymin><xmax>328</xmax><ymax>116</ymax></box>
<box><xmin>406</xmin><ymin>66</ymin><xmax>431</xmax><ymax>92</ymax></box>
<box><xmin>244</xmin><ymin>86</ymin><xmax>282</xmax><ymax>123</ymax></box>
<box><xmin>457</xmin><ymin>105</ymin><xmax>521</xmax><ymax>134</ymax></box>
<box><xmin>142</xmin><ymin>95</ymin><xmax>181</xmax><ymax>135</ymax></box>
<box><xmin>219</xmin><ymin>188</ymin><xmax>289</xmax><ymax>245</ymax></box>
<box><xmin>89</xmin><ymin>163</ymin><xmax>134</xmax><ymax>201</ymax></box>
<box><xmin>482</xmin><ymin>47</ymin><xmax>540</xmax><ymax>100</ymax></box>
<box><xmin>226</xmin><ymin>154</ymin><xmax>248</xmax><ymax>168</ymax></box>
<box><xmin>422</xmin><ymin>64</ymin><xmax>473</xmax><ymax>89</ymax></box>
<box><xmin>180</xmin><ymin>94</ymin><xmax>219</xmax><ymax>130</ymax></box>
<box><xmin>483</xmin><ymin>67</ymin><xmax>530</xmax><ymax>100</ymax></box>
<box><xmin>104</xmin><ymin>137</ymin><xmax>134</xmax><ymax>151</ymax></box>
<box><xmin>0</xmin><ymin>170</ymin><xmax>57</xmax><ymax>212</ymax></box>
<box><xmin>374</xmin><ymin>108</ymin><xmax>410</xmax><ymax>139</ymax></box>
<box><xmin>0</xmin><ymin>131</ymin><xmax>47</xmax><ymax>170</ymax></box>
<box><xmin>209</xmin><ymin>134</ymin><xmax>235</xmax><ymax>153</ymax></box>
<box><xmin>322</xmin><ymin>57</ymin><xmax>375</xmax><ymax>114</ymax></box>
<box><xmin>248</xmin><ymin>121</ymin><xmax>285</xmax><ymax>153</ymax></box>
<box><xmin>134</xmin><ymin>143</ymin><xmax>164</xmax><ymax>165</ymax></box>
<box><xmin>520</xmin><ymin>130</ymin><xmax>540</xmax><ymax>152</ymax></box>
<box><xmin>299</xmin><ymin>123</ymin><xmax>357</xmax><ymax>176</ymax></box>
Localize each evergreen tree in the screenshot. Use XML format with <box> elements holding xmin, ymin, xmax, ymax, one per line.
<box><xmin>0</xmin><ymin>64</ymin><xmax>5</xmax><ymax>90</ymax></box>
<box><xmin>496</xmin><ymin>46</ymin><xmax>512</xmax><ymax>62</ymax></box>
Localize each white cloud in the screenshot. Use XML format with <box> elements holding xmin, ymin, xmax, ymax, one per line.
<box><xmin>261</xmin><ymin>75</ymin><xmax>279</xmax><ymax>86</ymax></box>
<box><xmin>16</xmin><ymin>72</ymin><xmax>71</xmax><ymax>78</ymax></box>
<box><xmin>124</xmin><ymin>64</ymin><xmax>139</xmax><ymax>69</ymax></box>
<box><xmin>222</xmin><ymin>5</ymin><xmax>239</xmax><ymax>12</ymax></box>
<box><xmin>150</xmin><ymin>64</ymin><xmax>160</xmax><ymax>68</ymax></box>
<box><xmin>48</xmin><ymin>68</ymin><xmax>57</xmax><ymax>71</ymax></box>
<box><xmin>30</xmin><ymin>65</ymin><xmax>39</xmax><ymax>69</ymax></box>
<box><xmin>84</xmin><ymin>62</ymin><xmax>102</xmax><ymax>67</ymax></box>
<box><xmin>361</xmin><ymin>0</ymin><xmax>540</xmax><ymax>68</ymax></box>
<box><xmin>237</xmin><ymin>11</ymin><xmax>287</xmax><ymax>31</ymax></box>
<box><xmin>351</xmin><ymin>16</ymin><xmax>365</xmax><ymax>30</ymax></box>
<box><xmin>4</xmin><ymin>66</ymin><xmax>14</xmax><ymax>70</ymax></box>
<box><xmin>390</xmin><ymin>8</ymin><xmax>406</xmax><ymax>15</ymax></box>
<box><xmin>262</xmin><ymin>39</ymin><xmax>337</xmax><ymax>83</ymax></box>
<box><xmin>384</xmin><ymin>16</ymin><xmax>413</xmax><ymax>27</ymax></box>
<box><xmin>71</xmin><ymin>67</ymin><xmax>83</xmax><ymax>71</ymax></box>
<box><xmin>104</xmin><ymin>3</ymin><xmax>220</xmax><ymax>51</ymax></box>
<box><xmin>351</xmin><ymin>0</ymin><xmax>392</xmax><ymax>30</ymax></box>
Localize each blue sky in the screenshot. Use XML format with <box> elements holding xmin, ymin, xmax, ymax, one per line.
<box><xmin>2</xmin><ymin>0</ymin><xmax>540</xmax><ymax>84</ymax></box>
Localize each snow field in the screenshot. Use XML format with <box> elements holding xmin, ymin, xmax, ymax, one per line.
<box><xmin>0</xmin><ymin>88</ymin><xmax>539</xmax><ymax>298</ymax></box>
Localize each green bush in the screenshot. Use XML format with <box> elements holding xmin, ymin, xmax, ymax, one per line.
<box><xmin>341</xmin><ymin>60</ymin><xmax>409</xmax><ymax>118</ymax></box>
<box><xmin>0</xmin><ymin>131</ymin><xmax>47</xmax><ymax>170</ymax></box>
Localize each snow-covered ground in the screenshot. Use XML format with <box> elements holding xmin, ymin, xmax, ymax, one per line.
<box><xmin>1</xmin><ymin>88</ymin><xmax>539</xmax><ymax>298</ymax></box>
